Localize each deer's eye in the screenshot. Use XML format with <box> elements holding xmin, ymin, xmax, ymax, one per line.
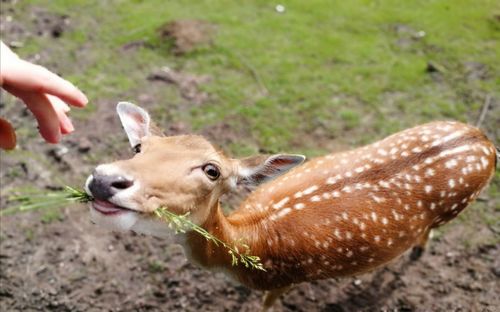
<box><xmin>202</xmin><ymin>164</ymin><xmax>220</xmax><ymax>181</ymax></box>
<box><xmin>133</xmin><ymin>143</ymin><xmax>141</xmax><ymax>154</ymax></box>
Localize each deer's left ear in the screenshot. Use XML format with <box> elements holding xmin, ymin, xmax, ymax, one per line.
<box><xmin>116</xmin><ymin>102</ymin><xmax>151</xmax><ymax>147</ymax></box>
<box><xmin>236</xmin><ymin>154</ymin><xmax>306</xmax><ymax>187</ymax></box>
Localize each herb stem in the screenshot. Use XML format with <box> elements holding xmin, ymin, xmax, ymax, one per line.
<box><xmin>2</xmin><ymin>187</ymin><xmax>265</xmax><ymax>271</ymax></box>
<box><xmin>155</xmin><ymin>207</ymin><xmax>265</xmax><ymax>271</ymax></box>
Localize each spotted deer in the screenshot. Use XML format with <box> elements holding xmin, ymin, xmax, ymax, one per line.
<box><xmin>85</xmin><ymin>102</ymin><xmax>497</xmax><ymax>310</ymax></box>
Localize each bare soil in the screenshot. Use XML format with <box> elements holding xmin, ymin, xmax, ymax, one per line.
<box><xmin>1</xmin><ymin>4</ymin><xmax>499</xmax><ymax>312</ymax></box>
<box><xmin>158</xmin><ymin>19</ymin><xmax>216</xmax><ymax>55</ymax></box>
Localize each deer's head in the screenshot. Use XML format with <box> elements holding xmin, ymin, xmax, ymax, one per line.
<box><xmin>85</xmin><ymin>102</ymin><xmax>305</xmax><ymax>237</ymax></box>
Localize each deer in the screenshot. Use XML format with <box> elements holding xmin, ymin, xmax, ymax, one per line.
<box><xmin>85</xmin><ymin>102</ymin><xmax>497</xmax><ymax>310</ymax></box>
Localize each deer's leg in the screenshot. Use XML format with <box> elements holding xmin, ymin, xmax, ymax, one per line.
<box><xmin>410</xmin><ymin>229</ymin><xmax>434</xmax><ymax>261</ymax></box>
<box><xmin>262</xmin><ymin>285</ymin><xmax>293</xmax><ymax>312</ymax></box>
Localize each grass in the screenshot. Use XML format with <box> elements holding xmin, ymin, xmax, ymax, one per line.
<box><xmin>156</xmin><ymin>207</ymin><xmax>265</xmax><ymax>271</ymax></box>
<box><xmin>148</xmin><ymin>260</ymin><xmax>165</xmax><ymax>273</ymax></box>
<box><xmin>15</xmin><ymin>0</ymin><xmax>499</xmax><ymax>152</ymax></box>
<box><xmin>3</xmin><ymin>0</ymin><xmax>499</xmax><ymax>246</ymax></box>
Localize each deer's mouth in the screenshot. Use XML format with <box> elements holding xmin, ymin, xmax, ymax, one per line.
<box><xmin>91</xmin><ymin>199</ymin><xmax>137</xmax><ymax>215</ymax></box>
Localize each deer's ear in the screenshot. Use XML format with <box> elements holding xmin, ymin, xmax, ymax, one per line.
<box><xmin>116</xmin><ymin>102</ymin><xmax>151</xmax><ymax>147</ymax></box>
<box><xmin>236</xmin><ymin>154</ymin><xmax>306</xmax><ymax>187</ymax></box>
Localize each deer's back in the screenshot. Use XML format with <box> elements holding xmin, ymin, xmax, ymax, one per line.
<box><xmin>228</xmin><ymin>121</ymin><xmax>496</xmax><ymax>289</ymax></box>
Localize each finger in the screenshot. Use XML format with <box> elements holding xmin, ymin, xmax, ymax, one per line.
<box><xmin>47</xmin><ymin>95</ymin><xmax>74</xmax><ymax>134</ymax></box>
<box><xmin>0</xmin><ymin>118</ymin><xmax>17</xmax><ymax>150</ymax></box>
<box><xmin>4</xmin><ymin>86</ymin><xmax>75</xmax><ymax>138</ymax></box>
<box><xmin>24</xmin><ymin>92</ymin><xmax>62</xmax><ymax>143</ymax></box>
<box><xmin>25</xmin><ymin>92</ymin><xmax>62</xmax><ymax>143</ymax></box>
<box><xmin>2</xmin><ymin>59</ymin><xmax>88</xmax><ymax>107</ymax></box>
<box><xmin>49</xmin><ymin>94</ymin><xmax>71</xmax><ymax>113</ymax></box>
<box><xmin>4</xmin><ymin>86</ymin><xmax>62</xmax><ymax>144</ymax></box>
<box><xmin>5</xmin><ymin>85</ymin><xmax>74</xmax><ymax>134</ymax></box>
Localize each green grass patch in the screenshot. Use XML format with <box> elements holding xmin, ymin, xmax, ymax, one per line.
<box><xmin>16</xmin><ymin>0</ymin><xmax>500</xmax><ymax>154</ymax></box>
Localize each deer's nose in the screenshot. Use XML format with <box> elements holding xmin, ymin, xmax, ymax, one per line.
<box><xmin>88</xmin><ymin>171</ymin><xmax>134</xmax><ymax>200</ymax></box>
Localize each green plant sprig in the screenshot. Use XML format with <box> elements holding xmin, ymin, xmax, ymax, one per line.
<box><xmin>2</xmin><ymin>187</ymin><xmax>265</xmax><ymax>271</ymax></box>
<box><xmin>1</xmin><ymin>186</ymin><xmax>93</xmax><ymax>216</ymax></box>
<box><xmin>155</xmin><ymin>207</ymin><xmax>266</xmax><ymax>271</ymax></box>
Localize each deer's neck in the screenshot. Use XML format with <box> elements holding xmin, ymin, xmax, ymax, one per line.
<box><xmin>182</xmin><ymin>202</ymin><xmax>263</xmax><ymax>272</ymax></box>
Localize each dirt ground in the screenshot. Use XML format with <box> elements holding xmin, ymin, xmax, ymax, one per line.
<box><xmin>1</xmin><ymin>3</ymin><xmax>499</xmax><ymax>312</ymax></box>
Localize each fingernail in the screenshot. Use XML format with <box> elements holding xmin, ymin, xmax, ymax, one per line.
<box><xmin>59</xmin><ymin>113</ymin><xmax>74</xmax><ymax>135</ymax></box>
<box><xmin>40</xmin><ymin>128</ymin><xmax>61</xmax><ymax>144</ymax></box>
<box><xmin>78</xmin><ymin>90</ymin><xmax>89</xmax><ymax>106</ymax></box>
<box><xmin>65</xmin><ymin>118</ymin><xmax>75</xmax><ymax>133</ymax></box>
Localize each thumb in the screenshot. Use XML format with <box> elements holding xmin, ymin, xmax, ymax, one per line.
<box><xmin>0</xmin><ymin>118</ymin><xmax>17</xmax><ymax>150</ymax></box>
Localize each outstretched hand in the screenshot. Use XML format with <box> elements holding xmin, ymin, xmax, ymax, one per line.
<box><xmin>0</xmin><ymin>41</ymin><xmax>88</xmax><ymax>150</ymax></box>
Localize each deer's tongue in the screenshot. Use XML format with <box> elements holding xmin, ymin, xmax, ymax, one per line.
<box><xmin>92</xmin><ymin>199</ymin><xmax>126</xmax><ymax>215</ymax></box>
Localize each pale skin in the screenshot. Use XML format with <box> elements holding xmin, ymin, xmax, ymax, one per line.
<box><xmin>0</xmin><ymin>41</ymin><xmax>88</xmax><ymax>150</ymax></box>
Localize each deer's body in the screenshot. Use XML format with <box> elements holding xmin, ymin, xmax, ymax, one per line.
<box><xmin>86</xmin><ymin>103</ymin><xmax>497</xmax><ymax>309</ymax></box>
<box><xmin>183</xmin><ymin>121</ymin><xmax>497</xmax><ymax>290</ymax></box>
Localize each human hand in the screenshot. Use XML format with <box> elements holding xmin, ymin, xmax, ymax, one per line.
<box><xmin>0</xmin><ymin>41</ymin><xmax>88</xmax><ymax>150</ymax></box>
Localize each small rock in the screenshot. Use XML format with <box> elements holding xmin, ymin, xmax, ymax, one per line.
<box><xmin>445</xmin><ymin>251</ymin><xmax>456</xmax><ymax>258</ymax></box>
<box><xmin>47</xmin><ymin>145</ymin><xmax>69</xmax><ymax>162</ymax></box>
<box><xmin>275</xmin><ymin>4</ymin><xmax>286</xmax><ymax>13</ymax></box>
<box><xmin>469</xmin><ymin>281</ymin><xmax>483</xmax><ymax>291</ymax></box>
<box><xmin>77</xmin><ymin>138</ymin><xmax>92</xmax><ymax>153</ymax></box>
<box><xmin>491</xmin><ymin>266</ymin><xmax>500</xmax><ymax>278</ymax></box>
<box><xmin>413</xmin><ymin>30</ymin><xmax>426</xmax><ymax>39</ymax></box>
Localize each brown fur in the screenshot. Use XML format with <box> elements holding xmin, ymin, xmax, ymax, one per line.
<box><xmin>181</xmin><ymin>122</ymin><xmax>496</xmax><ymax>291</ymax></box>
<box><xmin>100</xmin><ymin>120</ymin><xmax>496</xmax><ymax>304</ymax></box>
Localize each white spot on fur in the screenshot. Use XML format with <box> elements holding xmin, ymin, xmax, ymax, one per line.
<box><xmin>275</xmin><ymin>208</ymin><xmax>292</xmax><ymax>219</ymax></box>
<box><xmin>294</xmin><ymin>191</ymin><xmax>303</xmax><ymax>198</ymax></box>
<box><xmin>445</xmin><ymin>159</ymin><xmax>458</xmax><ymax>168</ymax></box>
<box><xmin>310</xmin><ymin>195</ymin><xmax>321</xmax><ymax>202</ymax></box>
<box><xmin>377</xmin><ymin>149</ymin><xmax>387</xmax><ymax>156</ymax></box>
<box><xmin>480</xmin><ymin>157</ymin><xmax>489</xmax><ymax>169</ymax></box>
<box><xmin>326</xmin><ymin>175</ymin><xmax>340</xmax><ymax>185</ymax></box>
<box><xmin>273</xmin><ymin>197</ymin><xmax>290</xmax><ymax>209</ymax></box>
<box><xmin>480</xmin><ymin>146</ymin><xmax>490</xmax><ymax>155</ymax></box>
<box><xmin>425</xmin><ymin>168</ymin><xmax>435</xmax><ymax>177</ymax></box>
<box><xmin>334</xmin><ymin>229</ymin><xmax>342</xmax><ymax>240</ymax></box>
<box><xmin>448</xmin><ymin>179</ymin><xmax>455</xmax><ymax>188</ymax></box>
<box><xmin>438</xmin><ymin>144</ymin><xmax>470</xmax><ymax>157</ymax></box>
<box><xmin>466</xmin><ymin>156</ymin><xmax>476</xmax><ymax>163</ymax></box>
<box><xmin>345</xmin><ymin>231</ymin><xmax>353</xmax><ymax>240</ymax></box>
<box><xmin>303</xmin><ymin>185</ymin><xmax>319</xmax><ymax>195</ymax></box>
<box><xmin>294</xmin><ymin>203</ymin><xmax>305</xmax><ymax>210</ymax></box>
<box><xmin>379</xmin><ymin>181</ymin><xmax>390</xmax><ymax>188</ymax></box>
